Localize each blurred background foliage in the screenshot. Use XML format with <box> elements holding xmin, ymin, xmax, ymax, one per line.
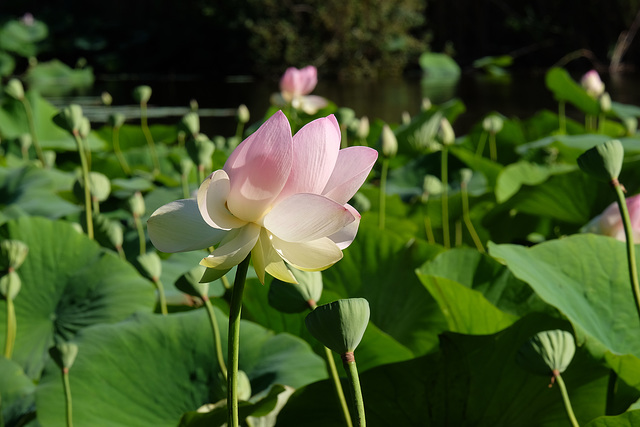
<box><xmin>1</xmin><ymin>0</ymin><xmax>640</xmax><ymax>80</ymax></box>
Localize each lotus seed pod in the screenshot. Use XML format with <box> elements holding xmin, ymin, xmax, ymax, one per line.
<box><xmin>180</xmin><ymin>157</ymin><xmax>194</xmax><ymax>176</ymax></box>
<box><xmin>421</xmin><ymin>97</ymin><xmax>432</xmax><ymax>111</ymax></box>
<box><xmin>422</xmin><ymin>175</ymin><xmax>443</xmax><ymax>202</ymax></box>
<box><xmin>78</xmin><ymin>117</ymin><xmax>91</xmax><ymax>139</ymax></box>
<box><xmin>305</xmin><ymin>298</ymin><xmax>370</xmax><ymax>354</ymax></box>
<box><xmin>180</xmin><ymin>112</ymin><xmax>200</xmax><ymax>137</ymax></box>
<box><xmin>0</xmin><ymin>239</ymin><xmax>29</xmax><ymax>271</ymax></box>
<box><xmin>226</xmin><ymin>136</ymin><xmax>240</xmax><ymax>150</ymax></box>
<box><xmin>356</xmin><ymin>116</ymin><xmax>370</xmax><ymax>140</ymax></box>
<box><xmin>268</xmin><ymin>270</ymin><xmax>324</xmax><ymax>313</ymax></box>
<box><xmin>460</xmin><ymin>168</ymin><xmax>473</xmax><ymax>186</ymax></box>
<box><xmin>482</xmin><ymin>114</ymin><xmax>504</xmax><ymax>134</ymax></box>
<box><xmin>237</xmin><ymin>104</ymin><xmax>250</xmax><ymax>124</ymax></box>
<box><xmin>92</xmin><ymin>214</ymin><xmax>124</xmax><ymax>251</ymax></box>
<box><xmin>136</xmin><ymin>252</ymin><xmax>162</xmax><ymax>282</ymax></box>
<box><xmin>74</xmin><ymin>172</ymin><xmax>111</xmax><ymax>203</ymax></box>
<box><xmin>101</xmin><ymin>91</ymin><xmax>113</xmax><ymax>106</ymax></box>
<box><xmin>380</xmin><ymin>124</ymin><xmax>398</xmax><ymax>158</ymax></box>
<box><xmin>0</xmin><ymin>270</ymin><xmax>22</xmax><ymax>300</ymax></box>
<box><xmin>19</xmin><ymin>133</ymin><xmax>31</xmax><ymax>151</ymax></box>
<box><xmin>188</xmin><ymin>134</ymin><xmax>215</xmax><ymax>168</ymax></box>
<box><xmin>53</xmin><ymin>104</ymin><xmax>85</xmax><ymax>134</ymax></box>
<box><xmin>5</xmin><ymin>78</ymin><xmax>24</xmax><ymax>100</ymax></box>
<box><xmin>577</xmin><ymin>140</ymin><xmax>624</xmax><ymax>182</ymax></box>
<box><xmin>516</xmin><ymin>329</ymin><xmax>576</xmax><ymax>375</ymax></box>
<box><xmin>190</xmin><ymin>99</ymin><xmax>199</xmax><ymax>112</ymax></box>
<box><xmin>133</xmin><ymin>85</ymin><xmax>152</xmax><ymax>104</ymax></box>
<box><xmin>108</xmin><ymin>112</ymin><xmax>126</xmax><ymax>129</ymax></box>
<box><xmin>50</xmin><ymin>342</ymin><xmax>79</xmax><ymax>370</ymax></box>
<box><xmin>624</xmin><ymin>117</ymin><xmax>638</xmax><ymax>136</ymax></box>
<box><xmin>439</xmin><ymin>118</ymin><xmax>455</xmax><ymax>146</ymax></box>
<box><xmin>402</xmin><ymin>111</ymin><xmax>412</xmax><ymax>125</ymax></box>
<box><xmin>335</xmin><ymin>107</ymin><xmax>356</xmax><ymax>127</ymax></box>
<box><xmin>175</xmin><ymin>265</ymin><xmax>210</xmax><ymax>298</ymax></box>
<box><xmin>599</xmin><ymin>92</ymin><xmax>612</xmax><ymax>113</ymax></box>
<box><xmin>129</xmin><ymin>191</ymin><xmax>146</xmax><ymax>217</ymax></box>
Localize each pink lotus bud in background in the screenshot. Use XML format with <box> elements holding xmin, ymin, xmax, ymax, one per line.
<box><xmin>580</xmin><ymin>70</ymin><xmax>605</xmax><ymax>99</ymax></box>
<box><xmin>272</xmin><ymin>66</ymin><xmax>328</xmax><ymax>114</ymax></box>
<box><xmin>21</xmin><ymin>13</ymin><xmax>34</xmax><ymax>26</ymax></box>
<box><xmin>582</xmin><ymin>194</ymin><xmax>640</xmax><ymax>242</ymax></box>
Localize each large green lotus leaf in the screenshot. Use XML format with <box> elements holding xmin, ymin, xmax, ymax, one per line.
<box><xmin>241</xmin><ymin>279</ymin><xmax>414</xmax><ymax>372</ymax></box>
<box><xmin>0</xmin><ymin>164</ymin><xmax>80</xmax><ymax>219</ymax></box>
<box><xmin>321</xmin><ymin>219</ymin><xmax>447</xmax><ymax>356</ymax></box>
<box><xmin>95</xmin><ymin>123</ymin><xmax>178</xmax><ymax>150</ymax></box>
<box><xmin>417</xmin><ymin>248</ymin><xmax>554</xmax><ymax>317</ymax></box>
<box><xmin>0</xmin><ymin>91</ymin><xmax>106</xmax><ymax>151</ymax></box>
<box><xmin>585</xmin><ymin>411</ymin><xmax>640</xmax><ymax>427</ymax></box>
<box><xmin>611</xmin><ymin>101</ymin><xmax>640</xmax><ymax>120</ymax></box>
<box><xmin>25</xmin><ymin>60</ymin><xmax>94</xmax><ymax>97</ymax></box>
<box><xmin>0</xmin><ymin>357</ymin><xmax>36</xmax><ymax>426</ymax></box>
<box><xmin>0</xmin><ymin>216</ymin><xmax>156</xmax><ymax>379</ymax></box>
<box><xmin>449</xmin><ymin>145</ymin><xmax>503</xmax><ymax>189</ymax></box>
<box><xmin>277</xmin><ymin>314</ymin><xmax>608</xmax><ymax>426</ymax></box>
<box><xmin>36</xmin><ymin>309</ymin><xmax>326</xmax><ymax>427</ymax></box>
<box><xmin>495</xmin><ymin>161</ymin><xmax>577</xmax><ymax>203</ymax></box>
<box><xmin>546</xmin><ymin>67</ymin><xmax>600</xmax><ymax>116</ymax></box>
<box><xmin>489</xmin><ymin>235</ymin><xmax>640</xmax><ymax>359</ymax></box>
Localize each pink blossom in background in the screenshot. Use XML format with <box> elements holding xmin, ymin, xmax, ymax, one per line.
<box><xmin>271</xmin><ymin>66</ymin><xmax>328</xmax><ymax>114</ymax></box>
<box><xmin>21</xmin><ymin>13</ymin><xmax>34</xmax><ymax>26</ymax></box>
<box><xmin>580</xmin><ymin>70</ymin><xmax>605</xmax><ymax>99</ymax></box>
<box><xmin>148</xmin><ymin>111</ymin><xmax>377</xmax><ymax>284</ymax></box>
<box><xmin>582</xmin><ymin>194</ymin><xmax>640</xmax><ymax>242</ymax></box>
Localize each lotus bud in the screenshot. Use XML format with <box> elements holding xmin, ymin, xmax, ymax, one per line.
<box><xmin>93</xmin><ymin>214</ymin><xmax>124</xmax><ymax>251</ymax></box>
<box><xmin>187</xmin><ymin>134</ymin><xmax>215</xmax><ymax>168</ymax></box>
<box><xmin>402</xmin><ymin>111</ymin><xmax>412</xmax><ymax>125</ymax></box>
<box><xmin>5</xmin><ymin>78</ymin><xmax>24</xmax><ymax>100</ymax></box>
<box><xmin>624</xmin><ymin>117</ymin><xmax>638</xmax><ymax>136</ymax></box>
<box><xmin>43</xmin><ymin>150</ymin><xmax>56</xmax><ymax>168</ymax></box>
<box><xmin>380</xmin><ymin>124</ymin><xmax>398</xmax><ymax>158</ymax></box>
<box><xmin>335</xmin><ymin>108</ymin><xmax>356</xmax><ymax>127</ymax></box>
<box><xmin>599</xmin><ymin>92</ymin><xmax>612</xmax><ymax>113</ymax></box>
<box><xmin>19</xmin><ymin>133</ymin><xmax>31</xmax><ymax>151</ymax></box>
<box><xmin>108</xmin><ymin>113</ymin><xmax>126</xmax><ymax>129</ymax></box>
<box><xmin>460</xmin><ymin>168</ymin><xmax>473</xmax><ymax>186</ymax></box>
<box><xmin>49</xmin><ymin>342</ymin><xmax>79</xmax><ymax>371</ymax></box>
<box><xmin>180</xmin><ymin>112</ymin><xmax>200</xmax><ymax>138</ymax></box>
<box><xmin>0</xmin><ymin>270</ymin><xmax>22</xmax><ymax>300</ymax></box>
<box><xmin>54</xmin><ymin>104</ymin><xmax>84</xmax><ymax>134</ymax></box>
<box><xmin>180</xmin><ymin>157</ymin><xmax>194</xmax><ymax>176</ymax></box>
<box><xmin>237</xmin><ymin>370</ymin><xmax>252</xmax><ymax>401</ymax></box>
<box><xmin>101</xmin><ymin>91</ymin><xmax>113</xmax><ymax>106</ymax></box>
<box><xmin>421</xmin><ymin>97</ymin><xmax>432</xmax><ymax>111</ymax></box>
<box><xmin>136</xmin><ymin>251</ymin><xmax>162</xmax><ymax>282</ymax></box>
<box><xmin>350</xmin><ymin>191</ymin><xmax>371</xmax><ymax>213</ymax></box>
<box><xmin>21</xmin><ymin>13</ymin><xmax>35</xmax><ymax>26</ymax></box>
<box><xmin>581</xmin><ymin>70</ymin><xmax>605</xmax><ymax>99</ymax></box>
<box><xmin>74</xmin><ymin>172</ymin><xmax>111</xmax><ymax>202</ymax></box>
<box><xmin>482</xmin><ymin>114</ymin><xmax>504</xmax><ymax>134</ymax></box>
<box><xmin>212</xmin><ymin>135</ymin><xmax>226</xmax><ymax>150</ymax></box>
<box><xmin>237</xmin><ymin>104</ymin><xmax>250</xmax><ymax>124</ymax></box>
<box><xmin>516</xmin><ymin>329</ymin><xmax>575</xmax><ymax>375</ymax></box>
<box><xmin>133</xmin><ymin>85</ymin><xmax>152</xmax><ymax>104</ymax></box>
<box><xmin>0</xmin><ymin>239</ymin><xmax>29</xmax><ymax>271</ymax></box>
<box><xmin>78</xmin><ymin>117</ymin><xmax>91</xmax><ymax>139</ymax></box>
<box><xmin>190</xmin><ymin>99</ymin><xmax>199</xmax><ymax>112</ymax></box>
<box><xmin>129</xmin><ymin>191</ymin><xmax>146</xmax><ymax>217</ymax></box>
<box><xmin>439</xmin><ymin>118</ymin><xmax>455</xmax><ymax>146</ymax></box>
<box><xmin>305</xmin><ymin>298</ymin><xmax>370</xmax><ymax>354</ymax></box>
<box><xmin>422</xmin><ymin>174</ymin><xmax>443</xmax><ymax>202</ymax></box>
<box><xmin>268</xmin><ymin>270</ymin><xmax>323</xmax><ymax>313</ymax></box>
<box><xmin>356</xmin><ymin>116</ymin><xmax>370</xmax><ymax>140</ymax></box>
<box><xmin>577</xmin><ymin>140</ymin><xmax>624</xmax><ymax>183</ymax></box>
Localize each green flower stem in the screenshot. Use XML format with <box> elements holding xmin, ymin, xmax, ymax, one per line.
<box><xmin>221</xmin><ymin>275</ymin><xmax>232</xmax><ymax>290</ymax></box>
<box><xmin>235</xmin><ymin>121</ymin><xmax>245</xmax><ymax>142</ymax></box>
<box><xmin>181</xmin><ymin>173</ymin><xmax>190</xmax><ymax>199</ymax></box>
<box><xmin>152</xmin><ymin>278</ymin><xmax>168</xmax><ymax>315</ymax></box>
<box><xmin>198</xmin><ymin>165</ymin><xmax>206</xmax><ymax>186</ymax></box>
<box><xmin>441</xmin><ymin>147</ymin><xmax>450</xmax><ymax>249</ymax></box>
<box><xmin>20</xmin><ymin>97</ymin><xmax>45</xmax><ymax>165</ymax></box>
<box><xmin>116</xmin><ymin>246</ymin><xmax>126</xmax><ymax>260</ymax></box>
<box><xmin>598</xmin><ymin>114</ymin><xmax>606</xmax><ymax>134</ymax></box>
<box><xmin>92</xmin><ymin>197</ymin><xmax>100</xmax><ymax>216</ymax></box>
<box><xmin>112</xmin><ymin>125</ymin><xmax>130</xmax><ymax>175</ymax></box>
<box><xmin>489</xmin><ymin>132</ymin><xmax>497</xmax><ymax>162</ymax></box>
<box><xmin>228</xmin><ymin>254</ymin><xmax>251</xmax><ymax>427</ymax></box>
<box><xmin>133</xmin><ymin>213</ymin><xmax>146</xmax><ymax>256</ymax></box>
<box><xmin>554</xmin><ymin>370</ymin><xmax>579</xmax><ymax>427</ymax></box>
<box><xmin>342</xmin><ymin>353</ymin><xmax>365</xmax><ymax>427</ymax></box>
<box><xmin>379</xmin><ymin>158</ymin><xmax>389</xmax><ymax>230</ymax></box>
<box><xmin>4</xmin><ymin>290</ymin><xmax>15</xmax><ymax>359</ymax></box>
<box><xmin>455</xmin><ymin>220</ymin><xmax>462</xmax><ymax>247</ymax></box>
<box><xmin>140</xmin><ymin>101</ymin><xmax>160</xmax><ymax>175</ymax></box>
<box><xmin>613</xmin><ymin>182</ymin><xmax>640</xmax><ymax>322</ymax></box>
<box><xmin>73</xmin><ymin>131</ymin><xmax>94</xmax><ymax>239</ymax></box>
<box><xmin>203</xmin><ymin>295</ymin><xmax>227</xmax><ymax>378</ymax></box>
<box><xmin>559</xmin><ymin>100</ymin><xmax>566</xmax><ymax>134</ymax></box>
<box><xmin>62</xmin><ymin>368</ymin><xmax>74</xmax><ymax>427</ymax></box>
<box><xmin>475</xmin><ymin>131</ymin><xmax>488</xmax><ymax>157</ymax></box>
<box><xmin>461</xmin><ymin>183</ymin><xmax>485</xmax><ymax>253</ymax></box>
<box><xmin>424</xmin><ymin>216</ymin><xmax>436</xmax><ymax>244</ymax></box>
<box><xmin>308</xmin><ymin>301</ymin><xmax>352</xmax><ymax>427</ymax></box>
<box><xmin>606</xmin><ymin>370</ymin><xmax>618</xmax><ymax>415</ymax></box>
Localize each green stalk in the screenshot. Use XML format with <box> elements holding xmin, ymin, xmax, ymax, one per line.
<box><xmin>228</xmin><ymin>254</ymin><xmax>251</xmax><ymax>427</ymax></box>
<box><xmin>475</xmin><ymin>131</ymin><xmax>488</xmax><ymax>157</ymax></box>
<box><xmin>153</xmin><ymin>278</ymin><xmax>168</xmax><ymax>315</ymax></box>
<box><xmin>559</xmin><ymin>100</ymin><xmax>566</xmax><ymax>134</ymax></box>
<box><xmin>198</xmin><ymin>165</ymin><xmax>205</xmax><ymax>185</ymax></box>
<box><xmin>379</xmin><ymin>158</ymin><xmax>389</xmax><ymax>230</ymax></box>
<box><xmin>343</xmin><ymin>353</ymin><xmax>366</xmax><ymax>427</ymax></box>
<box><xmin>112</xmin><ymin>125</ymin><xmax>131</xmax><ymax>175</ymax></box>
<box><xmin>4</xmin><ymin>293</ymin><xmax>15</xmax><ymax>359</ymax></box>
<box><xmin>235</xmin><ymin>121</ymin><xmax>245</xmax><ymax>142</ymax></box>
<box><xmin>133</xmin><ymin>213</ymin><xmax>146</xmax><ymax>256</ymax></box>
<box><xmin>606</xmin><ymin>370</ymin><xmax>618</xmax><ymax>415</ymax></box>
<box><xmin>441</xmin><ymin>147</ymin><xmax>450</xmax><ymax>249</ymax></box>
<box><xmin>203</xmin><ymin>296</ymin><xmax>227</xmax><ymax>378</ymax></box>
<box><xmin>424</xmin><ymin>216</ymin><xmax>436</xmax><ymax>244</ymax></box>
<box><xmin>461</xmin><ymin>183</ymin><xmax>485</xmax><ymax>253</ymax></box>
<box><xmin>62</xmin><ymin>368</ymin><xmax>74</xmax><ymax>427</ymax></box>
<box><xmin>181</xmin><ymin>173</ymin><xmax>190</xmax><ymax>199</ymax></box>
<box><xmin>613</xmin><ymin>182</ymin><xmax>640</xmax><ymax>322</ymax></box>
<box><xmin>555</xmin><ymin>371</ymin><xmax>579</xmax><ymax>427</ymax></box>
<box><xmin>73</xmin><ymin>131</ymin><xmax>93</xmax><ymax>239</ymax></box>
<box><xmin>598</xmin><ymin>114</ymin><xmax>606</xmax><ymax>134</ymax></box>
<box><xmin>20</xmin><ymin>97</ymin><xmax>45</xmax><ymax>165</ymax></box>
<box><xmin>489</xmin><ymin>132</ymin><xmax>497</xmax><ymax>162</ymax></box>
<box><xmin>140</xmin><ymin>101</ymin><xmax>160</xmax><ymax>175</ymax></box>
<box><xmin>92</xmin><ymin>197</ymin><xmax>100</xmax><ymax>216</ymax></box>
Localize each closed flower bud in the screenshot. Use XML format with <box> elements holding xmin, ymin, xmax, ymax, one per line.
<box><xmin>93</xmin><ymin>214</ymin><xmax>124</xmax><ymax>250</ymax></box>
<box><xmin>402</xmin><ymin>111</ymin><xmax>412</xmax><ymax>125</ymax></box>
<box><xmin>133</xmin><ymin>85</ymin><xmax>152</xmax><ymax>104</ymax></box>
<box><xmin>581</xmin><ymin>70</ymin><xmax>605</xmax><ymax>99</ymax></box>
<box><xmin>335</xmin><ymin>108</ymin><xmax>356</xmax><ymax>127</ymax></box>
<box><xmin>180</xmin><ymin>112</ymin><xmax>200</xmax><ymax>137</ymax></box>
<box><xmin>43</xmin><ymin>150</ymin><xmax>56</xmax><ymax>168</ymax></box>
<box><xmin>237</xmin><ymin>104</ymin><xmax>250</xmax><ymax>124</ymax></box>
<box><xmin>5</xmin><ymin>78</ymin><xmax>24</xmax><ymax>100</ymax></box>
<box><xmin>305</xmin><ymin>298</ymin><xmax>370</xmax><ymax>354</ymax></box>
<box><xmin>74</xmin><ymin>172</ymin><xmax>111</xmax><ymax>202</ymax></box>
<box><xmin>101</xmin><ymin>91</ymin><xmax>113</xmax><ymax>106</ymax></box>
<box><xmin>50</xmin><ymin>342</ymin><xmax>79</xmax><ymax>370</ymax></box>
<box><xmin>516</xmin><ymin>329</ymin><xmax>575</xmax><ymax>375</ymax></box>
<box><xmin>577</xmin><ymin>139</ymin><xmax>624</xmax><ymax>183</ymax></box>
<box><xmin>356</xmin><ymin>116</ymin><xmax>370</xmax><ymax>140</ymax></box>
<box><xmin>582</xmin><ymin>193</ymin><xmax>640</xmax><ymax>242</ymax></box>
<box><xmin>439</xmin><ymin>118</ymin><xmax>455</xmax><ymax>146</ymax></box>
<box><xmin>54</xmin><ymin>104</ymin><xmax>84</xmax><ymax>134</ymax></box>
<box><xmin>380</xmin><ymin>124</ymin><xmax>398</xmax><ymax>158</ymax></box>
<box><xmin>129</xmin><ymin>191</ymin><xmax>146</xmax><ymax>217</ymax></box>
<box><xmin>482</xmin><ymin>114</ymin><xmax>504</xmax><ymax>134</ymax></box>
<box><xmin>190</xmin><ymin>99</ymin><xmax>199</xmax><ymax>112</ymax></box>
<box><xmin>422</xmin><ymin>174</ymin><xmax>443</xmax><ymax>202</ymax></box>
<box><xmin>187</xmin><ymin>134</ymin><xmax>215</xmax><ymax>168</ymax></box>
<box><xmin>108</xmin><ymin>113</ymin><xmax>126</xmax><ymax>129</ymax></box>
<box><xmin>180</xmin><ymin>157</ymin><xmax>194</xmax><ymax>176</ymax></box>
<box><xmin>421</xmin><ymin>98</ymin><xmax>432</xmax><ymax>111</ymax></box>
<box><xmin>268</xmin><ymin>270</ymin><xmax>323</xmax><ymax>313</ymax></box>
<box><xmin>0</xmin><ymin>270</ymin><xmax>22</xmax><ymax>300</ymax></box>
<box><xmin>19</xmin><ymin>133</ymin><xmax>32</xmax><ymax>151</ymax></box>
<box><xmin>624</xmin><ymin>117</ymin><xmax>638</xmax><ymax>136</ymax></box>
<box><xmin>79</xmin><ymin>117</ymin><xmax>91</xmax><ymax>139</ymax></box>
<box><xmin>0</xmin><ymin>239</ymin><xmax>29</xmax><ymax>271</ymax></box>
<box><xmin>136</xmin><ymin>251</ymin><xmax>162</xmax><ymax>282</ymax></box>
<box><xmin>599</xmin><ymin>92</ymin><xmax>612</xmax><ymax>113</ymax></box>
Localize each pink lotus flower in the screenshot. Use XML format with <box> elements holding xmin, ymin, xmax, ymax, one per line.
<box><xmin>148</xmin><ymin>111</ymin><xmax>377</xmax><ymax>283</ymax></box>
<box><xmin>580</xmin><ymin>70</ymin><xmax>605</xmax><ymax>99</ymax></box>
<box><xmin>582</xmin><ymin>194</ymin><xmax>640</xmax><ymax>242</ymax></box>
<box><xmin>271</xmin><ymin>66</ymin><xmax>328</xmax><ymax>114</ymax></box>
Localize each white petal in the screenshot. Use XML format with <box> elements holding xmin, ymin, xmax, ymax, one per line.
<box><xmin>270</xmin><ymin>235</ymin><xmax>343</xmax><ymax>271</ymax></box>
<box><xmin>328</xmin><ymin>204</ymin><xmax>361</xmax><ymax>249</ymax></box>
<box><xmin>322</xmin><ymin>146</ymin><xmax>378</xmax><ymax>205</ymax></box>
<box><xmin>300</xmin><ymin>95</ymin><xmax>329</xmax><ymax>115</ymax></box>
<box><xmin>197</xmin><ymin>170</ymin><xmax>247</xmax><ymax>229</ymax></box>
<box><xmin>147</xmin><ymin>199</ymin><xmax>226</xmax><ymax>253</ymax></box>
<box><xmin>264</xmin><ymin>193</ymin><xmax>355</xmax><ymax>243</ymax></box>
<box><xmin>251</xmin><ymin>228</ymin><xmax>297</xmax><ymax>284</ymax></box>
<box><xmin>200</xmin><ymin>223</ymin><xmax>260</xmax><ymax>270</ymax></box>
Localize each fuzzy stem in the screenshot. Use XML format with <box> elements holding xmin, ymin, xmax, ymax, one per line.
<box><xmin>133</xmin><ymin>213</ymin><xmax>146</xmax><ymax>256</ymax></box>
<box><xmin>489</xmin><ymin>132</ymin><xmax>497</xmax><ymax>162</ymax></box>
<box><xmin>73</xmin><ymin>131</ymin><xmax>93</xmax><ymax>239</ymax></box>
<box><xmin>559</xmin><ymin>100</ymin><xmax>566</xmax><ymax>134</ymax></box>
<box><xmin>20</xmin><ymin>97</ymin><xmax>45</xmax><ymax>165</ymax></box>
<box><xmin>228</xmin><ymin>254</ymin><xmax>251</xmax><ymax>427</ymax></box>
<box><xmin>153</xmin><ymin>278</ymin><xmax>168</xmax><ymax>315</ymax></box>
<box><xmin>343</xmin><ymin>354</ymin><xmax>366</xmax><ymax>427</ymax></box>
<box><xmin>461</xmin><ymin>183</ymin><xmax>485</xmax><ymax>253</ymax></box>
<box><xmin>441</xmin><ymin>147</ymin><xmax>450</xmax><ymax>249</ymax></box>
<box><xmin>140</xmin><ymin>101</ymin><xmax>160</xmax><ymax>175</ymax></box>
<box><xmin>4</xmin><ymin>294</ymin><xmax>15</xmax><ymax>359</ymax></box>
<box><xmin>62</xmin><ymin>368</ymin><xmax>74</xmax><ymax>427</ymax></box>
<box><xmin>112</xmin><ymin>125</ymin><xmax>131</xmax><ymax>175</ymax></box>
<box><xmin>379</xmin><ymin>158</ymin><xmax>389</xmax><ymax>230</ymax></box>
<box><xmin>424</xmin><ymin>215</ymin><xmax>436</xmax><ymax>244</ymax></box>
<box><xmin>203</xmin><ymin>295</ymin><xmax>227</xmax><ymax>378</ymax></box>
<box><xmin>475</xmin><ymin>131</ymin><xmax>488</xmax><ymax>157</ymax></box>
<box><xmin>555</xmin><ymin>371</ymin><xmax>579</xmax><ymax>427</ymax></box>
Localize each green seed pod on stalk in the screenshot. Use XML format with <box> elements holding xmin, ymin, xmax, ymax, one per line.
<box><xmin>380</xmin><ymin>124</ymin><xmax>398</xmax><ymax>158</ymax></box>
<box><xmin>268</xmin><ymin>270</ymin><xmax>323</xmax><ymax>313</ymax></box>
<box><xmin>49</xmin><ymin>342</ymin><xmax>79</xmax><ymax>370</ymax></box>
<box><xmin>599</xmin><ymin>92</ymin><xmax>612</xmax><ymax>114</ymax></box>
<box><xmin>133</xmin><ymin>85</ymin><xmax>152</xmax><ymax>104</ymax></box>
<box><xmin>439</xmin><ymin>117</ymin><xmax>455</xmax><ymax>146</ymax></box>
<box><xmin>180</xmin><ymin>112</ymin><xmax>200</xmax><ymax>138</ymax></box>
<box><xmin>136</xmin><ymin>252</ymin><xmax>162</xmax><ymax>282</ymax></box>
<box><xmin>624</xmin><ymin>117</ymin><xmax>638</xmax><ymax>136</ymax></box>
<box><xmin>101</xmin><ymin>91</ymin><xmax>112</xmax><ymax>106</ymax></box>
<box><xmin>577</xmin><ymin>140</ymin><xmax>624</xmax><ymax>183</ymax></box>
<box><xmin>19</xmin><ymin>133</ymin><xmax>31</xmax><ymax>151</ymax></box>
<box><xmin>0</xmin><ymin>271</ymin><xmax>22</xmax><ymax>300</ymax></box>
<box><xmin>482</xmin><ymin>114</ymin><xmax>504</xmax><ymax>134</ymax></box>
<box><xmin>237</xmin><ymin>104</ymin><xmax>250</xmax><ymax>124</ymax></box>
<box><xmin>129</xmin><ymin>191</ymin><xmax>146</xmax><ymax>217</ymax></box>
<box><xmin>305</xmin><ymin>298</ymin><xmax>370</xmax><ymax>354</ymax></box>
<box><xmin>73</xmin><ymin>172</ymin><xmax>111</xmax><ymax>203</ymax></box>
<box><xmin>0</xmin><ymin>239</ymin><xmax>29</xmax><ymax>271</ymax></box>
<box><xmin>5</xmin><ymin>78</ymin><xmax>24</xmax><ymax>100</ymax></box>
<box><xmin>187</xmin><ymin>134</ymin><xmax>215</xmax><ymax>169</ymax></box>
<box><xmin>92</xmin><ymin>214</ymin><xmax>124</xmax><ymax>252</ymax></box>
<box><xmin>335</xmin><ymin>107</ymin><xmax>356</xmax><ymax>127</ymax></box>
<box><xmin>516</xmin><ymin>329</ymin><xmax>576</xmax><ymax>375</ymax></box>
<box><xmin>54</xmin><ymin>104</ymin><xmax>85</xmax><ymax>134</ymax></box>
<box><xmin>108</xmin><ymin>112</ymin><xmax>126</xmax><ymax>129</ymax></box>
